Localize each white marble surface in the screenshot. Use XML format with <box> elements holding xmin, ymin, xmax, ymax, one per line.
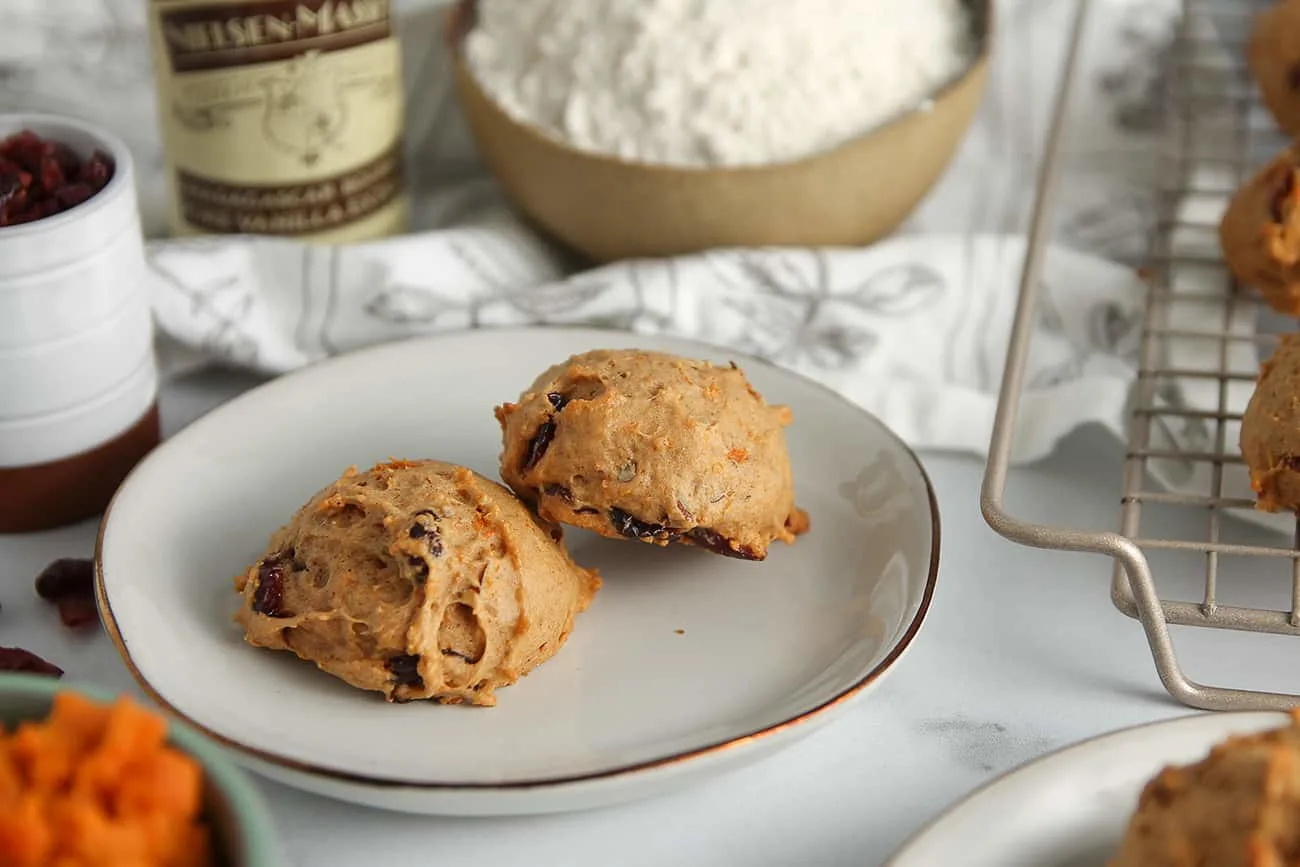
<box><xmin>5</xmin><ymin>368</ymin><xmax>1298</xmax><ymax>867</ymax></box>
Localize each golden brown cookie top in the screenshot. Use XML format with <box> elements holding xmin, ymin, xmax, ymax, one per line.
<box><xmin>234</xmin><ymin>459</ymin><xmax>599</xmax><ymax>706</ymax></box>
<box><xmin>1219</xmin><ymin>143</ymin><xmax>1300</xmax><ymax>316</ymax></box>
<box><xmin>1110</xmin><ymin>710</ymin><xmax>1300</xmax><ymax>867</ymax></box>
<box><xmin>496</xmin><ymin>349</ymin><xmax>805</xmax><ymax>560</ymax></box>
<box><xmin>1250</xmin><ymin>2</ymin><xmax>1300</xmax><ymax>133</ymax></box>
<box><xmin>1240</xmin><ymin>335</ymin><xmax>1300</xmax><ymax>512</ymax></box>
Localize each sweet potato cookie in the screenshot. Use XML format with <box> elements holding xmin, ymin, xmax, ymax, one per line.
<box><xmin>235</xmin><ymin>459</ymin><xmax>600</xmax><ymax>706</ymax></box>
<box><xmin>1109</xmin><ymin>710</ymin><xmax>1300</xmax><ymax>867</ymax></box>
<box><xmin>495</xmin><ymin>349</ymin><xmax>808</xmax><ymax>561</ymax></box>
<box><xmin>1241</xmin><ymin>334</ymin><xmax>1300</xmax><ymax>512</ymax></box>
<box><xmin>1219</xmin><ymin>142</ymin><xmax>1300</xmax><ymax>317</ymax></box>
<box><xmin>1249</xmin><ymin>0</ymin><xmax>1300</xmax><ymax>139</ymax></box>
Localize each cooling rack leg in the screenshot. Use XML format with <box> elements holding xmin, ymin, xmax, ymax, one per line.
<box><xmin>1112</xmin><ymin>540</ymin><xmax>1300</xmax><ymax>711</ymax></box>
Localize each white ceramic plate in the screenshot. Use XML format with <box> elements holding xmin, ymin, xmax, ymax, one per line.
<box><xmin>96</xmin><ymin>327</ymin><xmax>938</xmax><ymax>816</ymax></box>
<box><xmin>884</xmin><ymin>711</ymin><xmax>1289</xmax><ymax>867</ymax></box>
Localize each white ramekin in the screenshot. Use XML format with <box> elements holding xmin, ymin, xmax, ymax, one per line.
<box><xmin>0</xmin><ymin>112</ymin><xmax>157</xmax><ymax>463</ymax></box>
<box><xmin>0</xmin><ymin>291</ymin><xmax>154</xmax><ymax>419</ymax></box>
<box><xmin>0</xmin><ymin>216</ymin><xmax>147</xmax><ymax>350</ymax></box>
<box><xmin>0</xmin><ymin>352</ymin><xmax>157</xmax><ymax>469</ymax></box>
<box><xmin>0</xmin><ymin>112</ymin><xmax>160</xmax><ymax>531</ymax></box>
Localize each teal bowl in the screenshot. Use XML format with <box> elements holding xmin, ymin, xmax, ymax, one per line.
<box><xmin>0</xmin><ymin>673</ymin><xmax>280</xmax><ymax>867</ymax></box>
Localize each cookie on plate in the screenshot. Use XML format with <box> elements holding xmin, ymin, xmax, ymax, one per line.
<box><xmin>1249</xmin><ymin>0</ymin><xmax>1300</xmax><ymax>139</ymax></box>
<box><xmin>1109</xmin><ymin>710</ymin><xmax>1300</xmax><ymax>867</ymax></box>
<box><xmin>1240</xmin><ymin>333</ymin><xmax>1300</xmax><ymax>512</ymax></box>
<box><xmin>234</xmin><ymin>459</ymin><xmax>600</xmax><ymax>706</ymax></box>
<box><xmin>1219</xmin><ymin>142</ymin><xmax>1300</xmax><ymax>316</ymax></box>
<box><xmin>495</xmin><ymin>349</ymin><xmax>809</xmax><ymax>561</ymax></box>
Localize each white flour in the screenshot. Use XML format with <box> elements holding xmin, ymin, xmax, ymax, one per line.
<box><xmin>464</xmin><ymin>0</ymin><xmax>974</xmax><ymax>168</ymax></box>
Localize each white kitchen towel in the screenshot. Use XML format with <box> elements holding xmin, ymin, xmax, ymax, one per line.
<box><xmin>146</xmin><ymin>232</ymin><xmax>1147</xmax><ymax>462</ymax></box>
<box><xmin>3</xmin><ymin>0</ymin><xmax>1189</xmax><ymax>466</ymax></box>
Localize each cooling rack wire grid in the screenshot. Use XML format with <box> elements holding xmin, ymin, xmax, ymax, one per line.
<box><xmin>981</xmin><ymin>0</ymin><xmax>1300</xmax><ymax>710</ymax></box>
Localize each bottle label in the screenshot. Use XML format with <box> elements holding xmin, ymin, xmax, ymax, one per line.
<box><xmin>146</xmin><ymin>0</ymin><xmax>407</xmax><ymax>242</ymax></box>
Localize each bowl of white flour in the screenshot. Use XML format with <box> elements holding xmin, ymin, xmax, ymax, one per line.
<box><xmin>448</xmin><ymin>0</ymin><xmax>991</xmax><ymax>262</ymax></box>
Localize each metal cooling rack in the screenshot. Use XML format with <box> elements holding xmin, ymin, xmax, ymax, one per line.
<box><xmin>982</xmin><ymin>0</ymin><xmax>1300</xmax><ymax>710</ymax></box>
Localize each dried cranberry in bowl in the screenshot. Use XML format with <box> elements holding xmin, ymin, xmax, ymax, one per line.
<box><xmin>0</xmin><ymin>129</ymin><xmax>115</xmax><ymax>228</ymax></box>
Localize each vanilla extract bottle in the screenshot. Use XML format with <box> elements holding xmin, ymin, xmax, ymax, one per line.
<box><xmin>145</xmin><ymin>0</ymin><xmax>409</xmax><ymax>242</ymax></box>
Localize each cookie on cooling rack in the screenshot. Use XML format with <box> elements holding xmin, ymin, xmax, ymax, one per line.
<box><xmin>1109</xmin><ymin>710</ymin><xmax>1300</xmax><ymax>867</ymax></box>
<box><xmin>1249</xmin><ymin>0</ymin><xmax>1300</xmax><ymax>140</ymax></box>
<box><xmin>1219</xmin><ymin>142</ymin><xmax>1300</xmax><ymax>317</ymax></box>
<box><xmin>1240</xmin><ymin>333</ymin><xmax>1300</xmax><ymax>512</ymax></box>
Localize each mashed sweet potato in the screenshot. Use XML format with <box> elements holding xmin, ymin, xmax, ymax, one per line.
<box><xmin>0</xmin><ymin>691</ymin><xmax>212</xmax><ymax>867</ymax></box>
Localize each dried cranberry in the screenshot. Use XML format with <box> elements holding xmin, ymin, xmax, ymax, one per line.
<box><xmin>519</xmin><ymin>393</ymin><xmax>575</xmax><ymax>471</ymax></box>
<box><xmin>0</xmin><ymin>647</ymin><xmax>63</xmax><ymax>678</ymax></box>
<box><xmin>44</xmin><ymin>140</ymin><xmax>78</xmax><ymax>176</ymax></box>
<box><xmin>1</xmin><ymin>130</ymin><xmax>44</xmax><ymax>173</ymax></box>
<box><xmin>1273</xmin><ymin>170</ymin><xmax>1297</xmax><ymax>224</ymax></box>
<box><xmin>9</xmin><ymin>199</ymin><xmax>58</xmax><ymax>226</ymax></box>
<box><xmin>409</xmin><ymin>510</ymin><xmax>443</xmax><ymax>557</ymax></box>
<box><xmin>0</xmin><ymin>169</ymin><xmax>25</xmax><ymax>206</ymax></box>
<box><xmin>687</xmin><ymin>527</ymin><xmax>762</xmax><ymax>561</ymax></box>
<box><xmin>0</xmin><ymin>158</ymin><xmax>30</xmax><ymax>181</ymax></box>
<box><xmin>0</xmin><ymin>132</ymin><xmax>114</xmax><ymax>227</ymax></box>
<box><xmin>387</xmin><ymin>653</ymin><xmax>423</xmax><ymax>688</ymax></box>
<box><xmin>0</xmin><ymin>178</ymin><xmax>26</xmax><ymax>225</ymax></box>
<box><xmin>57</xmin><ymin>595</ymin><xmax>100</xmax><ymax>630</ymax></box>
<box><xmin>33</xmin><ymin>559</ymin><xmax>102</xmax><ymax>631</ymax></box>
<box><xmin>522</xmin><ymin>420</ymin><xmax>556</xmax><ymax>470</ymax></box>
<box><xmin>251</xmin><ymin>557</ymin><xmax>290</xmax><ymax>618</ymax></box>
<box><xmin>35</xmin><ymin>558</ymin><xmax>94</xmax><ymax>601</ymax></box>
<box><xmin>55</xmin><ymin>183</ymin><xmax>93</xmax><ymax>209</ymax></box>
<box><xmin>38</xmin><ymin>154</ymin><xmax>65</xmax><ymax>192</ymax></box>
<box><xmin>79</xmin><ymin>151</ymin><xmax>114</xmax><ymax>190</ymax></box>
<box><xmin>543</xmin><ymin>484</ymin><xmax>574</xmax><ymax>504</ymax></box>
<box><xmin>609</xmin><ymin>507</ymin><xmax>679</xmax><ymax>542</ymax></box>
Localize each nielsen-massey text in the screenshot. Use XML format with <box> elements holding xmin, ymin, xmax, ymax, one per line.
<box><xmin>162</xmin><ymin>0</ymin><xmax>389</xmax><ymax>55</ymax></box>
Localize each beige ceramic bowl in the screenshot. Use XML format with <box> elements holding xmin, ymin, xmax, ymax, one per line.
<box><xmin>448</xmin><ymin>0</ymin><xmax>992</xmax><ymax>263</ymax></box>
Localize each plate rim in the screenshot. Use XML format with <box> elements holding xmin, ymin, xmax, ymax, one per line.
<box><xmin>94</xmin><ymin>325</ymin><xmax>942</xmax><ymax>793</ymax></box>
<box><xmin>882</xmin><ymin>708</ymin><xmax>1291</xmax><ymax>865</ymax></box>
